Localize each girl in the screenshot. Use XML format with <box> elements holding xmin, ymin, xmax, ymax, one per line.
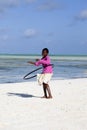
<box><xmin>28</xmin><ymin>48</ymin><xmax>53</xmax><ymax>99</ymax></box>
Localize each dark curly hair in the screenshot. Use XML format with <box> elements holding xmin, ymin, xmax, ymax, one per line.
<box><xmin>42</xmin><ymin>48</ymin><xmax>49</xmax><ymax>54</ymax></box>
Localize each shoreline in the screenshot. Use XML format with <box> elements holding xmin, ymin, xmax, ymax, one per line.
<box><xmin>0</xmin><ymin>77</ymin><xmax>87</xmax><ymax>85</ymax></box>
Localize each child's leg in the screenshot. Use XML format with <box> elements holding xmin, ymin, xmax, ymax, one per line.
<box><xmin>43</xmin><ymin>83</ymin><xmax>52</xmax><ymax>98</ymax></box>
<box><xmin>46</xmin><ymin>84</ymin><xmax>52</xmax><ymax>98</ymax></box>
<box><xmin>42</xmin><ymin>83</ymin><xmax>47</xmax><ymax>98</ymax></box>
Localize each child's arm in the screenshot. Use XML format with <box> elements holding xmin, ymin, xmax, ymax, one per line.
<box><xmin>28</xmin><ymin>59</ymin><xmax>40</xmax><ymax>65</ymax></box>
<box><xmin>28</xmin><ymin>61</ymin><xmax>35</xmax><ymax>65</ymax></box>
<box><xmin>28</xmin><ymin>56</ymin><xmax>50</xmax><ymax>66</ymax></box>
<box><xmin>35</xmin><ymin>56</ymin><xmax>50</xmax><ymax>65</ymax></box>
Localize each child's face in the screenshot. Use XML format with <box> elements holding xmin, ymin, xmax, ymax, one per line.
<box><xmin>42</xmin><ymin>50</ymin><xmax>48</xmax><ymax>57</ymax></box>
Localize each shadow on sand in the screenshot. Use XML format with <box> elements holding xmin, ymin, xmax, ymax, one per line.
<box><xmin>7</xmin><ymin>92</ymin><xmax>40</xmax><ymax>98</ymax></box>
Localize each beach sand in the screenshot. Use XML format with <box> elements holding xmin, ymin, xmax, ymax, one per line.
<box><xmin>0</xmin><ymin>78</ymin><xmax>87</xmax><ymax>130</ymax></box>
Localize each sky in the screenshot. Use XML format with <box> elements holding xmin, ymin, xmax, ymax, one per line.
<box><xmin>0</xmin><ymin>0</ymin><xmax>87</xmax><ymax>55</ymax></box>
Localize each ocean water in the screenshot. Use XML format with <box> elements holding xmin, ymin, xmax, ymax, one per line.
<box><xmin>0</xmin><ymin>54</ymin><xmax>87</xmax><ymax>84</ymax></box>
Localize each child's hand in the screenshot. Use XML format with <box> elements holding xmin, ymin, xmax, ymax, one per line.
<box><xmin>27</xmin><ymin>61</ymin><xmax>32</xmax><ymax>64</ymax></box>
<box><xmin>27</xmin><ymin>61</ymin><xmax>35</xmax><ymax>65</ymax></box>
<box><xmin>36</xmin><ymin>59</ymin><xmax>39</xmax><ymax>61</ymax></box>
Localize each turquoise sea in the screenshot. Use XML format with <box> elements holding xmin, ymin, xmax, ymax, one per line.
<box><xmin>0</xmin><ymin>54</ymin><xmax>87</xmax><ymax>84</ymax></box>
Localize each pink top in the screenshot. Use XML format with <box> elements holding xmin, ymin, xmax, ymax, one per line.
<box><xmin>35</xmin><ymin>56</ymin><xmax>53</xmax><ymax>74</ymax></box>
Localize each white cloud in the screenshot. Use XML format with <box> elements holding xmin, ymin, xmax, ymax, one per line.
<box><xmin>24</xmin><ymin>29</ymin><xmax>37</xmax><ymax>38</ymax></box>
<box><xmin>0</xmin><ymin>0</ymin><xmax>37</xmax><ymax>13</ymax></box>
<box><xmin>75</xmin><ymin>10</ymin><xmax>87</xmax><ymax>21</ymax></box>
<box><xmin>69</xmin><ymin>9</ymin><xmax>87</xmax><ymax>26</ymax></box>
<box><xmin>0</xmin><ymin>0</ymin><xmax>63</xmax><ymax>13</ymax></box>
<box><xmin>38</xmin><ymin>1</ymin><xmax>62</xmax><ymax>11</ymax></box>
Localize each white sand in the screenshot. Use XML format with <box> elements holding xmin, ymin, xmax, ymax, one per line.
<box><xmin>0</xmin><ymin>78</ymin><xmax>87</xmax><ymax>130</ymax></box>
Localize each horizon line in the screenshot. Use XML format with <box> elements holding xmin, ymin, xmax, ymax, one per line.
<box><xmin>0</xmin><ymin>53</ymin><xmax>87</xmax><ymax>56</ymax></box>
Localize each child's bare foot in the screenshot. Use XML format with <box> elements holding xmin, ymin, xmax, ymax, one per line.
<box><xmin>41</xmin><ymin>96</ymin><xmax>47</xmax><ymax>98</ymax></box>
<box><xmin>47</xmin><ymin>96</ymin><xmax>53</xmax><ymax>99</ymax></box>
